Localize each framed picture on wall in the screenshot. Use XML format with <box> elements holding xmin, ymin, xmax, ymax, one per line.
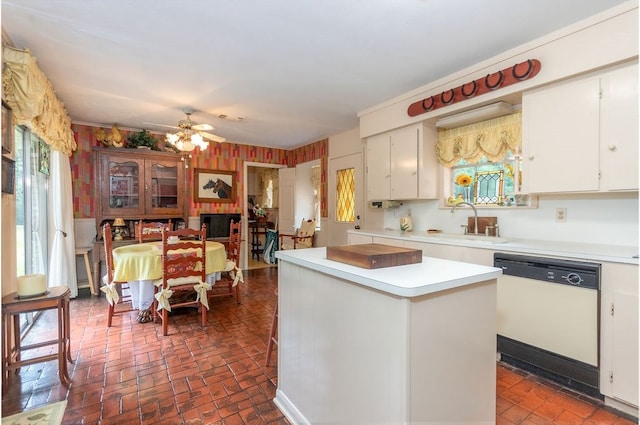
<box><xmin>2</xmin><ymin>156</ymin><xmax>15</xmax><ymax>194</ymax></box>
<box><xmin>194</xmin><ymin>168</ymin><xmax>236</xmax><ymax>203</ymax></box>
<box><xmin>2</xmin><ymin>101</ymin><xmax>13</xmax><ymax>155</ymax></box>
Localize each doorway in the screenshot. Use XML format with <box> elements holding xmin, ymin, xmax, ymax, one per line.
<box><xmin>327</xmin><ymin>152</ymin><xmax>363</xmax><ymax>246</ymax></box>
<box><xmin>243</xmin><ymin>162</ymin><xmax>284</xmax><ymax>270</ymax></box>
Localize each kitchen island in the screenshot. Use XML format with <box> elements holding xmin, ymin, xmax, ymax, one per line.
<box><xmin>274</xmin><ymin>247</ymin><xmax>502</xmax><ymax>424</ymax></box>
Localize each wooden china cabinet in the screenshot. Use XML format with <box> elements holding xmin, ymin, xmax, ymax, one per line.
<box><xmin>92</xmin><ymin>147</ymin><xmax>188</xmax><ymax>285</ymax></box>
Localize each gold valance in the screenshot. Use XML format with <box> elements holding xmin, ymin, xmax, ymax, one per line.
<box><xmin>435</xmin><ymin>110</ymin><xmax>521</xmax><ymax>167</ymax></box>
<box><xmin>2</xmin><ymin>46</ymin><xmax>76</xmax><ymax>155</ymax></box>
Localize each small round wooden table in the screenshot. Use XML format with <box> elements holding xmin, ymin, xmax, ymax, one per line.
<box><xmin>2</xmin><ymin>286</ymin><xmax>72</xmax><ymax>392</ymax></box>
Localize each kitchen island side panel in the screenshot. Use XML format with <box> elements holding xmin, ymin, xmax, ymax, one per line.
<box><xmin>275</xmin><ymin>259</ymin><xmax>410</xmax><ymax>424</ymax></box>
<box><xmin>274</xmin><ymin>258</ymin><xmax>497</xmax><ymax>424</ymax></box>
<box><xmin>409</xmin><ymin>281</ymin><xmax>497</xmax><ymax>423</ymax></box>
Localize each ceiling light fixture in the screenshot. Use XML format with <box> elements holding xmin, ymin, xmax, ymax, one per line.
<box><xmin>165</xmin><ymin>129</ymin><xmax>209</xmax><ymax>152</ymax></box>
<box><xmin>435</xmin><ymin>101</ymin><xmax>514</xmax><ymax>129</ymax></box>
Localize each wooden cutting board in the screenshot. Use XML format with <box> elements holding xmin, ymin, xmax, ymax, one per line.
<box><xmin>326</xmin><ymin>244</ymin><xmax>422</xmax><ymax>269</ymax></box>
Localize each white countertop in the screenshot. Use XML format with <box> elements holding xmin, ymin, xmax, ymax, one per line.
<box><xmin>275</xmin><ymin>247</ymin><xmax>502</xmax><ymax>298</ymax></box>
<box><xmin>350</xmin><ymin>229</ymin><xmax>639</xmax><ymax>265</ymax></box>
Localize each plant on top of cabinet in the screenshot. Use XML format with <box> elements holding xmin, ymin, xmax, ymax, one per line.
<box><xmin>126</xmin><ymin>129</ymin><xmax>159</xmax><ymax>150</ymax></box>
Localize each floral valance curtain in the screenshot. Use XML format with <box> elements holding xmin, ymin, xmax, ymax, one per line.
<box><xmin>435</xmin><ymin>110</ymin><xmax>521</xmax><ymax>167</ymax></box>
<box><xmin>2</xmin><ymin>46</ymin><xmax>76</xmax><ymax>155</ymax></box>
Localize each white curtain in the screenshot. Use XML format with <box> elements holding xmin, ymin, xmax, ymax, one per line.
<box><xmin>48</xmin><ymin>150</ymin><xmax>78</xmax><ymax>297</ymax></box>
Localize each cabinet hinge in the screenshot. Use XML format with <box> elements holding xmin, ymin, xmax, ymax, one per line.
<box><xmin>610</xmin><ymin>302</ymin><xmax>615</xmax><ymax>316</ymax></box>
<box><xmin>609</xmin><ymin>371</ymin><xmax>614</xmax><ymax>383</ymax></box>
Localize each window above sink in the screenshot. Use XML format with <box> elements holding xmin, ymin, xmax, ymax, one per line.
<box><xmin>436</xmin><ymin>110</ymin><xmax>536</xmax><ymax>209</ymax></box>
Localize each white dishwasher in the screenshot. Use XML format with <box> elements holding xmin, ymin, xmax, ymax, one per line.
<box><xmin>495</xmin><ymin>253</ymin><xmax>601</xmax><ymax>398</ymax></box>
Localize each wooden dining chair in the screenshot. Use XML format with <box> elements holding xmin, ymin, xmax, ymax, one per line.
<box><xmin>152</xmin><ymin>224</ymin><xmax>210</xmax><ymax>336</ymax></box>
<box><xmin>208</xmin><ymin>219</ymin><xmax>243</xmax><ymax>305</ymax></box>
<box><xmin>265</xmin><ymin>288</ymin><xmax>278</xmax><ymax>366</ymax></box>
<box><xmin>135</xmin><ymin>220</ymin><xmax>172</xmax><ymax>243</ymax></box>
<box><xmin>279</xmin><ymin>218</ymin><xmax>316</xmax><ymax>250</ymax></box>
<box><xmin>100</xmin><ymin>223</ymin><xmax>134</xmax><ymax>327</ymax></box>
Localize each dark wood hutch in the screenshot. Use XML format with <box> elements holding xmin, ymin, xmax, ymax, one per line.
<box><xmin>92</xmin><ymin>147</ymin><xmax>188</xmax><ymax>285</ymax></box>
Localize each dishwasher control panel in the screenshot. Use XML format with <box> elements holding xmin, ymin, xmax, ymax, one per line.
<box><xmin>494</xmin><ymin>253</ymin><xmax>600</xmax><ymax>290</ymax></box>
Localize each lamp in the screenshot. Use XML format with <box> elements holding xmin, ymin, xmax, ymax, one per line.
<box><xmin>435</xmin><ymin>101</ymin><xmax>514</xmax><ymax>129</ymax></box>
<box><xmin>166</xmin><ymin>130</ymin><xmax>209</xmax><ymax>153</ymax></box>
<box><xmin>112</xmin><ymin>218</ymin><xmax>125</xmax><ymax>241</ymax></box>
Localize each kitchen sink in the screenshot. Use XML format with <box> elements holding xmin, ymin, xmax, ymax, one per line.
<box><xmin>409</xmin><ymin>233</ymin><xmax>510</xmax><ymax>244</ymax></box>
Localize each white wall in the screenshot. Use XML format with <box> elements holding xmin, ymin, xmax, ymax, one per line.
<box><xmin>329</xmin><ymin>127</ymin><xmax>361</xmax><ymax>158</ymax></box>
<box><xmin>382</xmin><ymin>194</ymin><xmax>638</xmax><ymax>247</ymax></box>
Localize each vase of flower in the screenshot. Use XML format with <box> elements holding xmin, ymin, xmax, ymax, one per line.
<box><xmin>464</xmin><ymin>186</ymin><xmax>472</xmax><ymax>202</ymax></box>
<box><xmin>455</xmin><ymin>173</ymin><xmax>474</xmax><ymax>203</ymax></box>
<box><xmin>253</xmin><ymin>205</ymin><xmax>268</xmax><ymax>222</ymax></box>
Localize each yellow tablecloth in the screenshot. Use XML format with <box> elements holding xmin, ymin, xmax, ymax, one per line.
<box><xmin>112</xmin><ymin>241</ymin><xmax>227</xmax><ymax>282</ymax></box>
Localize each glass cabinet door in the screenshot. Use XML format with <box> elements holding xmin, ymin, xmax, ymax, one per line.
<box><xmin>146</xmin><ymin>160</ymin><xmax>184</xmax><ymax>215</ymax></box>
<box><xmin>103</xmin><ymin>156</ymin><xmax>144</xmax><ymax>215</ymax></box>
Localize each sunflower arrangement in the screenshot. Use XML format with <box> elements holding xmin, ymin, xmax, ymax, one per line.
<box><xmin>455</xmin><ymin>173</ymin><xmax>473</xmax><ymax>187</ymax></box>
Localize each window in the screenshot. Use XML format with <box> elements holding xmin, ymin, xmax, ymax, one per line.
<box><xmin>14</xmin><ymin>126</ymin><xmax>49</xmax><ymax>333</ymax></box>
<box><xmin>336</xmin><ymin>167</ymin><xmax>355</xmax><ymax>222</ymax></box>
<box><xmin>437</xmin><ymin>110</ymin><xmax>530</xmax><ymax>207</ymax></box>
<box><xmin>451</xmin><ymin>152</ymin><xmax>521</xmax><ymax>206</ymax></box>
<box><xmin>259</xmin><ymin>169</ymin><xmax>278</xmax><ymax>209</ymax></box>
<box><xmin>15</xmin><ymin>127</ymin><xmax>49</xmax><ymax>276</ymax></box>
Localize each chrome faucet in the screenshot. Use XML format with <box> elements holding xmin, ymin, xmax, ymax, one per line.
<box><xmin>451</xmin><ymin>201</ymin><xmax>479</xmax><ymax>235</ymax></box>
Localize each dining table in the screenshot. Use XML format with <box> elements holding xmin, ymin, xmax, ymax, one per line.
<box><xmin>108</xmin><ymin>240</ymin><xmax>228</xmax><ymax>316</ymax></box>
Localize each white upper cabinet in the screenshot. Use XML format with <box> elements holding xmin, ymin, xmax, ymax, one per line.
<box><xmin>366</xmin><ymin>123</ymin><xmax>439</xmax><ymax>201</ymax></box>
<box><xmin>390</xmin><ymin>125</ymin><xmax>419</xmax><ymax>200</ymax></box>
<box><xmin>366</xmin><ymin>132</ymin><xmax>391</xmax><ymax>200</ymax></box>
<box><xmin>600</xmin><ymin>64</ymin><xmax>639</xmax><ymax>191</ymax></box>
<box><xmin>522</xmin><ymin>76</ymin><xmax>601</xmax><ymax>193</ymax></box>
<box><xmin>522</xmin><ymin>62</ymin><xmax>638</xmax><ymax>194</ymax></box>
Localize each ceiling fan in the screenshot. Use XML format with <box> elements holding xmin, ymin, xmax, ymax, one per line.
<box><xmin>147</xmin><ymin>110</ymin><xmax>226</xmax><ymax>147</ymax></box>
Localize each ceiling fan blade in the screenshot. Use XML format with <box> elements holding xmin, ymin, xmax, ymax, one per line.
<box><xmin>143</xmin><ymin>122</ymin><xmax>180</xmax><ymax>130</ymax></box>
<box><xmin>199</xmin><ymin>131</ymin><xmax>226</xmax><ymax>143</ymax></box>
<box><xmin>192</xmin><ymin>123</ymin><xmax>214</xmax><ymax>131</ymax></box>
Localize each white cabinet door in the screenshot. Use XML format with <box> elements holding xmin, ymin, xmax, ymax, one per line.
<box><xmin>600</xmin><ymin>262</ymin><xmax>639</xmax><ymax>409</ymax></box>
<box><xmin>366</xmin><ymin>123</ymin><xmax>434</xmax><ymax>201</ymax></box>
<box><xmin>372</xmin><ymin>236</ymin><xmax>405</xmax><ymax>247</ymax></box>
<box><xmin>348</xmin><ymin>233</ymin><xmax>373</xmax><ymax>245</ymax></box>
<box><xmin>600</xmin><ymin>63</ymin><xmax>639</xmax><ymax>191</ymax></box>
<box><xmin>418</xmin><ymin>124</ymin><xmax>440</xmax><ymax>199</ymax></box>
<box><xmin>390</xmin><ymin>125</ymin><xmax>419</xmax><ymax>200</ymax></box>
<box><xmin>366</xmin><ymin>133</ymin><xmax>391</xmax><ymax>200</ymax></box>
<box><xmin>522</xmin><ymin>76</ymin><xmax>600</xmax><ymax>193</ymax></box>
<box><xmin>402</xmin><ymin>239</ymin><xmax>492</xmax><ymax>265</ymax></box>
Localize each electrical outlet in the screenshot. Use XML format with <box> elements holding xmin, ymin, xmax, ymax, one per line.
<box><xmin>556</xmin><ymin>208</ymin><xmax>567</xmax><ymax>223</ymax></box>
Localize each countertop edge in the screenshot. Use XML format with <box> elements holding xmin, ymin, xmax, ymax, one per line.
<box><xmin>275</xmin><ymin>248</ymin><xmax>502</xmax><ymax>298</ymax></box>
<box><xmin>349</xmin><ymin>230</ymin><xmax>639</xmax><ymax>265</ymax></box>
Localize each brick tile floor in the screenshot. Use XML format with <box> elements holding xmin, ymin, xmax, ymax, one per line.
<box><xmin>2</xmin><ymin>267</ymin><xmax>636</xmax><ymax>424</ymax></box>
